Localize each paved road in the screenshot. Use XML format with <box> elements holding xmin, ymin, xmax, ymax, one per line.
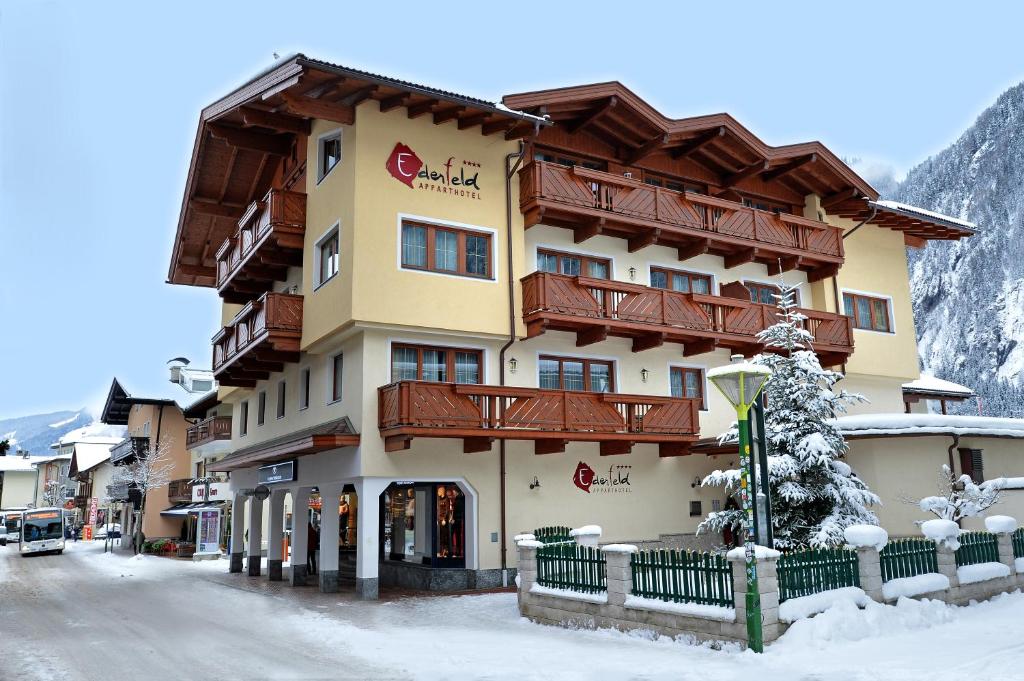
<box><xmin>0</xmin><ymin>541</ymin><xmax>380</xmax><ymax>681</ymax></box>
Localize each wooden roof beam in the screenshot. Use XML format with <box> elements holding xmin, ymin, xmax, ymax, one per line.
<box><xmin>762</xmin><ymin>154</ymin><xmax>817</xmax><ymax>182</ymax></box>
<box><xmin>339</xmin><ymin>84</ymin><xmax>379</xmax><ymax>107</ymax></box>
<box><xmin>669</xmin><ymin>126</ymin><xmax>726</xmax><ymax>160</ymax></box>
<box><xmin>408</xmin><ymin>99</ymin><xmax>439</xmax><ymax>118</ymax></box>
<box><xmin>567</xmin><ymin>96</ymin><xmax>618</xmax><ymax>134</ymax></box>
<box><xmin>721</xmin><ymin>160</ymin><xmax>770</xmax><ymax>188</ymax></box>
<box><xmin>280</xmin><ymin>93</ymin><xmax>354</xmax><ymax>125</ymax></box>
<box><xmin>821</xmin><ymin>187</ymin><xmax>863</xmax><ymax>210</ymax></box>
<box><xmin>379</xmin><ymin>93</ymin><xmax>411</xmax><ymax>113</ymax></box>
<box><xmin>302</xmin><ymin>76</ymin><xmax>346</xmax><ymax>99</ymax></box>
<box><xmin>624</xmin><ymin>133</ymin><xmax>670</xmax><ymax>165</ymax></box>
<box><xmin>482</xmin><ymin>119</ymin><xmax>515</xmax><ymax>136</ymax></box>
<box><xmin>433</xmin><ymin>105</ymin><xmax>466</xmax><ymax>125</ymax></box>
<box><xmin>189</xmin><ymin>199</ymin><xmax>244</xmax><ymax>219</ymax></box>
<box><xmin>209</xmin><ymin>124</ymin><xmax>292</xmax><ymax>156</ymax></box>
<box><xmin>457</xmin><ymin>112</ymin><xmax>492</xmax><ymax>130</ymax></box>
<box><xmin>241</xmin><ymin>108</ymin><xmax>309</xmax><ymax>135</ymax></box>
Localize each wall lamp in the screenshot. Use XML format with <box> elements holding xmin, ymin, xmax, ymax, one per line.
<box><xmin>628</xmin><ymin>266</ymin><xmax>637</xmax><ymax>281</ymax></box>
<box><xmin>529</xmin><ymin>476</ymin><xmax>541</xmax><ymax>490</ymax></box>
<box><xmin>641</xmin><ymin>368</ymin><xmax>649</xmax><ymax>383</ymax></box>
<box><xmin>690</xmin><ymin>476</ymin><xmax>702</xmax><ymax>488</ymax></box>
<box><xmin>508</xmin><ymin>357</ymin><xmax>518</xmax><ymax>374</ymax></box>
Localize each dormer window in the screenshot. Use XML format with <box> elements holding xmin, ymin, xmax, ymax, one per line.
<box><xmin>318</xmin><ymin>130</ymin><xmax>342</xmax><ymax>182</ymax></box>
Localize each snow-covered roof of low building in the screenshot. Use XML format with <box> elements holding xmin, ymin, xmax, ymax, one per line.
<box><xmin>70</xmin><ymin>442</ymin><xmax>114</xmax><ymax>474</ymax></box>
<box><xmin>0</xmin><ymin>456</ymin><xmax>42</xmax><ymax>472</ymax></box>
<box><xmin>836</xmin><ymin>413</ymin><xmax>1024</xmax><ymax>439</ymax></box>
<box><xmin>902</xmin><ymin>376</ymin><xmax>975</xmax><ymax>398</ymax></box>
<box><xmin>872</xmin><ymin>200</ymin><xmax>977</xmax><ymax>230</ymax></box>
<box><xmin>54</xmin><ymin>422</ymin><xmax>128</xmax><ymax>447</ymax></box>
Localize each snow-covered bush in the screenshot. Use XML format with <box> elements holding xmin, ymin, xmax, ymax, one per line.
<box><xmin>699</xmin><ymin>282</ymin><xmax>880</xmax><ymax>549</ymax></box>
<box><xmin>918</xmin><ymin>464</ymin><xmax>1000</xmax><ymax>522</ymax></box>
<box><xmin>921</xmin><ymin>518</ymin><xmax>961</xmax><ymax>550</ymax></box>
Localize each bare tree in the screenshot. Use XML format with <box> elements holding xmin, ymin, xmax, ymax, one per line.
<box><xmin>110</xmin><ymin>438</ymin><xmax>177</xmax><ymax>554</ymax></box>
<box><xmin>41</xmin><ymin>479</ymin><xmax>62</xmax><ymax>507</ymax></box>
<box><xmin>915</xmin><ymin>464</ymin><xmax>1001</xmax><ymax>522</ymax></box>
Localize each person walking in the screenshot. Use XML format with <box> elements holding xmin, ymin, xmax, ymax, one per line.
<box><xmin>307</xmin><ymin>521</ymin><xmax>319</xmax><ymax>575</ymax></box>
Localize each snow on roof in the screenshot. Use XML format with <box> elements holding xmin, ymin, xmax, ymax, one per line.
<box><xmin>73</xmin><ymin>442</ymin><xmax>114</xmax><ymax>473</ymax></box>
<box><xmin>0</xmin><ymin>456</ymin><xmax>41</xmax><ymax>472</ymax></box>
<box><xmin>835</xmin><ymin>413</ymin><xmax>1024</xmax><ymax>439</ymax></box>
<box><xmin>902</xmin><ymin>375</ymin><xmax>975</xmax><ymax>397</ymax></box>
<box><xmin>56</xmin><ymin>422</ymin><xmax>127</xmax><ymax>446</ymax></box>
<box><xmin>873</xmin><ymin>200</ymin><xmax>977</xmax><ymax>230</ymax></box>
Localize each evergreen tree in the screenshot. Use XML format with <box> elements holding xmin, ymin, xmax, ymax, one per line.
<box><xmin>0</xmin><ymin>439</ymin><xmax>9</xmax><ymax>456</ymax></box>
<box><xmin>699</xmin><ymin>283</ymin><xmax>881</xmax><ymax>549</ymax></box>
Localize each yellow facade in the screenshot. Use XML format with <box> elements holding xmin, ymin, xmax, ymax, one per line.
<box><xmin>124</xmin><ymin>403</ymin><xmax>193</xmax><ymax>540</ymax></box>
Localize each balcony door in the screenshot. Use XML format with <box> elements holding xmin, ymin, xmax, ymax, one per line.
<box><xmin>538</xmin><ymin>355</ymin><xmax>614</xmax><ymax>393</ymax></box>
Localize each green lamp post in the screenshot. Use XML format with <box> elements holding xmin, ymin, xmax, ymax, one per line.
<box><xmin>708</xmin><ymin>354</ymin><xmax>772</xmax><ymax>652</ymax></box>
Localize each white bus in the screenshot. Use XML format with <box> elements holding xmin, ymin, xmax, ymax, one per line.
<box><xmin>2</xmin><ymin>509</ymin><xmax>26</xmax><ymax>544</ymax></box>
<box><xmin>20</xmin><ymin>508</ymin><xmax>65</xmax><ymax>556</ymax></box>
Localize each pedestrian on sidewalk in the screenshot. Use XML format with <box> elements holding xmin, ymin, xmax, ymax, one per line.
<box><xmin>307</xmin><ymin>521</ymin><xmax>319</xmax><ymax>575</ymax></box>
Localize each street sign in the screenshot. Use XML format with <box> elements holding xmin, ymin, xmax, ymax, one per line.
<box><xmin>258</xmin><ymin>460</ymin><xmax>296</xmax><ymax>485</ymax></box>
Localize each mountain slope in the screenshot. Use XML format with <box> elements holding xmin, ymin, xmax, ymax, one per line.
<box><xmin>893</xmin><ymin>82</ymin><xmax>1024</xmax><ymax>416</ymax></box>
<box><xmin>0</xmin><ymin>409</ymin><xmax>94</xmax><ymax>454</ymax></box>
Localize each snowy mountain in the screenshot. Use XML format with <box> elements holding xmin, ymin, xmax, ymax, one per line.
<box><xmin>0</xmin><ymin>409</ymin><xmax>94</xmax><ymax>455</ymax></box>
<box><xmin>891</xmin><ymin>82</ymin><xmax>1024</xmax><ymax>417</ymax></box>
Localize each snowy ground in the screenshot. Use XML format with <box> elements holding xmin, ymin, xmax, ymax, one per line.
<box><xmin>2</xmin><ymin>541</ymin><xmax>1024</xmax><ymax>680</ymax></box>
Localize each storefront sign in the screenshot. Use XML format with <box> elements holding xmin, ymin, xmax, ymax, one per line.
<box><xmin>573</xmin><ymin>462</ymin><xmax>633</xmax><ymax>494</ymax></box>
<box><xmin>386</xmin><ymin>142</ymin><xmax>482</xmax><ymax>200</ymax></box>
<box><xmin>88</xmin><ymin>497</ymin><xmax>98</xmax><ymax>524</ymax></box>
<box><xmin>258</xmin><ymin>460</ymin><xmax>296</xmax><ymax>485</ymax></box>
<box><xmin>195</xmin><ymin>509</ymin><xmax>221</xmax><ymax>556</ymax></box>
<box><xmin>191</xmin><ymin>482</ymin><xmax>229</xmax><ymax>503</ymax></box>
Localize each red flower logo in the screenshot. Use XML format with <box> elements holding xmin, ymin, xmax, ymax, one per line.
<box><xmin>573</xmin><ymin>461</ymin><xmax>596</xmax><ymax>493</ymax></box>
<box><xmin>386</xmin><ymin>142</ymin><xmax>422</xmax><ymax>188</ymax></box>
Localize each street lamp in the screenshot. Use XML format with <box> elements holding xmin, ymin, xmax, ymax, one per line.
<box><xmin>707</xmin><ymin>354</ymin><xmax>771</xmax><ymax>653</ymax></box>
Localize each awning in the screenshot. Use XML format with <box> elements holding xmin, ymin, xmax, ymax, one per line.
<box><xmin>209</xmin><ymin>417</ymin><xmax>359</xmax><ymax>472</ymax></box>
<box><xmin>160</xmin><ymin>502</ymin><xmax>225</xmax><ymax>516</ymax></box>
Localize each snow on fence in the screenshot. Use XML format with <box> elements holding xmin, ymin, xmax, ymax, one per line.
<box><xmin>536</xmin><ymin>542</ymin><xmax>606</xmax><ymax>594</ymax></box>
<box><xmin>955</xmin><ymin>531</ymin><xmax>1000</xmax><ymax>567</ymax></box>
<box><xmin>879</xmin><ymin>538</ymin><xmax>938</xmax><ymax>581</ymax></box>
<box><xmin>776</xmin><ymin>547</ymin><xmax>859</xmax><ymax>602</ymax></box>
<box><xmin>533</xmin><ymin>525</ymin><xmax>573</xmax><ymax>545</ymax></box>
<box><xmin>630</xmin><ymin>549</ymin><xmax>733</xmax><ymax>608</ymax></box>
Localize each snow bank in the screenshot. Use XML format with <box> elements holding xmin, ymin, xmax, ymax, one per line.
<box><xmin>529</xmin><ymin>583</ymin><xmax>607</xmax><ymax>604</ymax></box>
<box><xmin>921</xmin><ymin>519</ymin><xmax>960</xmax><ymax>549</ymax></box>
<box><xmin>984</xmin><ymin>515</ymin><xmax>1017</xmax><ymax>534</ymax></box>
<box><xmin>623</xmin><ymin>595</ymin><xmax>735</xmax><ymax>622</ymax></box>
<box><xmin>778</xmin><ymin>587</ymin><xmax>869</xmax><ymax>623</ymax></box>
<box><xmin>957</xmin><ymin>562</ymin><xmax>1010</xmax><ymax>585</ymax></box>
<box><xmin>513</xmin><ymin>533</ymin><xmax>535</xmax><ymax>542</ymax></box>
<box><xmin>881</xmin><ymin>573</ymin><xmax>949</xmax><ymax>600</ymax></box>
<box><xmin>726</xmin><ymin>545</ymin><xmax>780</xmax><ymax>560</ymax></box>
<box><xmin>1016</xmin><ymin>557</ymin><xmax>1024</xmax><ymax>574</ymax></box>
<box><xmin>569</xmin><ymin>525</ymin><xmax>602</xmax><ymax>537</ymax></box>
<box><xmin>601</xmin><ymin>544</ymin><xmax>638</xmax><ymax>554</ymax></box>
<box><xmin>983</xmin><ymin>477</ymin><xmax>1024</xmax><ymax>490</ymax></box>
<box><xmin>843</xmin><ymin>524</ymin><xmax>888</xmax><ymax>550</ymax></box>
<box><xmin>776</xmin><ymin>595</ymin><xmax>955</xmax><ymax>648</ymax></box>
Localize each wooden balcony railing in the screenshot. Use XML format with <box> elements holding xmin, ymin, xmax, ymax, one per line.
<box><xmin>186</xmin><ymin>415</ymin><xmax>233</xmax><ymax>450</ymax></box>
<box><xmin>212</xmin><ymin>292</ymin><xmax>303</xmax><ymax>387</ymax></box>
<box><xmin>215</xmin><ymin>188</ymin><xmax>306</xmax><ymax>304</ymax></box>
<box><xmin>167</xmin><ymin>478</ymin><xmax>194</xmax><ymax>504</ymax></box>
<box><xmin>520</xmin><ymin>161</ymin><xmax>843</xmax><ymax>280</ymax></box>
<box><xmin>379</xmin><ymin>380</ymin><xmax>701</xmax><ymax>457</ymax></box>
<box><xmin>521</xmin><ymin>272</ymin><xmax>854</xmax><ymax>366</ymax></box>
<box><xmin>109</xmin><ymin>436</ymin><xmax>150</xmax><ymax>465</ymax></box>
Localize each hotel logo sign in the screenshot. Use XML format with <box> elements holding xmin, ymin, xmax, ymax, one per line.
<box><xmin>573</xmin><ymin>461</ymin><xmax>632</xmax><ymax>494</ymax></box>
<box><xmin>386</xmin><ymin>142</ymin><xmax>482</xmax><ymax>200</ymax></box>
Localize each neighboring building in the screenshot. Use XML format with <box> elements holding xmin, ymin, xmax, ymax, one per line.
<box><xmin>0</xmin><ymin>453</ymin><xmax>42</xmax><ymax>508</ymax></box>
<box><xmin>166</xmin><ymin>56</ymin><xmax>984</xmax><ymax>598</ymax></box>
<box><xmin>99</xmin><ymin>360</ymin><xmax>220</xmax><ymax>546</ymax></box>
<box><xmin>50</xmin><ymin>422</ymin><xmax>125</xmax><ymax>522</ymax></box>
<box><xmin>68</xmin><ymin>440</ymin><xmax>117</xmax><ymax>526</ymax></box>
<box><xmin>32</xmin><ymin>453</ymin><xmax>74</xmax><ymax>508</ymax></box>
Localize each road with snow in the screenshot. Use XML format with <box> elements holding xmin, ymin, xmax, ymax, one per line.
<box><xmin>2</xmin><ymin>541</ymin><xmax>1024</xmax><ymax>680</ymax></box>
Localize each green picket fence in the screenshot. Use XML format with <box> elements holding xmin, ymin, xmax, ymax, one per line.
<box><xmin>879</xmin><ymin>538</ymin><xmax>938</xmax><ymax>582</ymax></box>
<box><xmin>1013</xmin><ymin>528</ymin><xmax>1024</xmax><ymax>559</ymax></box>
<box><xmin>955</xmin><ymin>531</ymin><xmax>1000</xmax><ymax>567</ymax></box>
<box><xmin>777</xmin><ymin>547</ymin><xmax>860</xmax><ymax>603</ymax></box>
<box><xmin>630</xmin><ymin>549</ymin><xmax>733</xmax><ymax>608</ymax></box>
<box><xmin>534</xmin><ymin>525</ymin><xmax>573</xmax><ymax>545</ymax></box>
<box><xmin>536</xmin><ymin>542</ymin><xmax>606</xmax><ymax>594</ymax></box>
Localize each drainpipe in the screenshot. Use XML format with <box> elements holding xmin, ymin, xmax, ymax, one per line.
<box><xmin>833</xmin><ymin>202</ymin><xmax>878</xmax><ymax>375</ymax></box>
<box><xmin>947</xmin><ymin>433</ymin><xmax>962</xmax><ymax>527</ymax></box>
<box><xmin>498</xmin><ymin>141</ymin><xmax>526</xmax><ymax>585</ymax></box>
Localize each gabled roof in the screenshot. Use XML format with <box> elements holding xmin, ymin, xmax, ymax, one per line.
<box><xmin>68</xmin><ymin>442</ymin><xmax>114</xmax><ymax>476</ymax></box>
<box><xmin>902</xmin><ymin>375</ymin><xmax>975</xmax><ymax>399</ymax></box>
<box><xmin>502</xmin><ymin>81</ymin><xmax>877</xmax><ymax>201</ymax></box>
<box><xmin>168</xmin><ymin>54</ymin><xmax>547</xmax><ymax>287</ymax></box>
<box><xmin>832</xmin><ymin>199</ymin><xmax>975</xmax><ymax>241</ymax></box>
<box><xmin>100</xmin><ymin>378</ymin><xmax>178</xmax><ymax>426</ymax></box>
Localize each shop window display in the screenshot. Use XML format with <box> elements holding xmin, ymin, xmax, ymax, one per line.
<box><xmin>382</xmin><ymin>482</ymin><xmax>465</xmax><ymax>568</ymax></box>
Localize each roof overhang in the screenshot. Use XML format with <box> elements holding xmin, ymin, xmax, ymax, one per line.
<box><xmin>502</xmin><ymin>81</ymin><xmax>878</xmax><ymax>202</ymax></box>
<box><xmin>209</xmin><ymin>417</ymin><xmax>359</xmax><ymax>472</ymax></box>
<box><xmin>831</xmin><ymin>199</ymin><xmax>976</xmax><ymax>243</ymax></box>
<box><xmin>100</xmin><ymin>378</ymin><xmax>177</xmax><ymax>425</ymax></box>
<box><xmin>168</xmin><ymin>54</ymin><xmax>548</xmax><ymax>288</ymax></box>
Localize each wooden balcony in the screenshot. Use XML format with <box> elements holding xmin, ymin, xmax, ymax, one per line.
<box><xmin>521</xmin><ymin>272</ymin><xmax>854</xmax><ymax>366</ymax></box>
<box><xmin>520</xmin><ymin>161</ymin><xmax>844</xmax><ymax>281</ymax></box>
<box><xmin>167</xmin><ymin>478</ymin><xmax>194</xmax><ymax>504</ymax></box>
<box><xmin>186</xmin><ymin>415</ymin><xmax>232</xmax><ymax>450</ymax></box>
<box><xmin>379</xmin><ymin>380</ymin><xmax>701</xmax><ymax>457</ymax></box>
<box><xmin>212</xmin><ymin>292</ymin><xmax>303</xmax><ymax>387</ymax></box>
<box><xmin>215</xmin><ymin>188</ymin><xmax>306</xmax><ymax>304</ymax></box>
<box><xmin>109</xmin><ymin>436</ymin><xmax>150</xmax><ymax>465</ymax></box>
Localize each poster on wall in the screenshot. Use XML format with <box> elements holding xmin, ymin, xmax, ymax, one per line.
<box><xmin>195</xmin><ymin>510</ymin><xmax>221</xmax><ymax>556</ymax></box>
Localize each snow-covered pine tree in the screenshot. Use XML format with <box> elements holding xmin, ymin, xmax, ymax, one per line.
<box><xmin>699</xmin><ymin>282</ymin><xmax>881</xmax><ymax>549</ymax></box>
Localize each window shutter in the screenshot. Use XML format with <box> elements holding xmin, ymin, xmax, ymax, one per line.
<box><xmin>958</xmin><ymin>448</ymin><xmax>984</xmax><ymax>484</ymax></box>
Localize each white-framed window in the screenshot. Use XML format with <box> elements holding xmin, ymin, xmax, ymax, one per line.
<box><xmin>276</xmin><ymin>380</ymin><xmax>287</xmax><ymax>419</ymax></box>
<box><xmin>299</xmin><ymin>367</ymin><xmax>311</xmax><ymax>411</ymax></box>
<box><xmin>842</xmin><ymin>289</ymin><xmax>895</xmax><ymax>334</ymax></box>
<box><xmin>314</xmin><ymin>224</ymin><xmax>340</xmax><ymax>288</ymax></box>
<box><xmin>329</xmin><ymin>353</ymin><xmax>344</xmax><ymax>403</ymax></box>
<box><xmin>317</xmin><ymin>129</ymin><xmax>342</xmax><ymax>183</ymax></box>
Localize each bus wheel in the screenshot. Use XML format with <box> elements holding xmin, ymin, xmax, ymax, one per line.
<box><xmin>56</xmin><ymin>549</ymin><xmax>64</xmax><ymax>555</ymax></box>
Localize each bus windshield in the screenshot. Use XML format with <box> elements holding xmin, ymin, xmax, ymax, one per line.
<box><xmin>4</xmin><ymin>514</ymin><xmax>19</xmax><ymax>535</ymax></box>
<box><xmin>22</xmin><ymin>511</ymin><xmax>63</xmax><ymax>542</ymax></box>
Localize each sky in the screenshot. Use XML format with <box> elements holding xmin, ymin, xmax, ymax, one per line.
<box><xmin>2</xmin><ymin>1</ymin><xmax>1023</xmax><ymax>418</ymax></box>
